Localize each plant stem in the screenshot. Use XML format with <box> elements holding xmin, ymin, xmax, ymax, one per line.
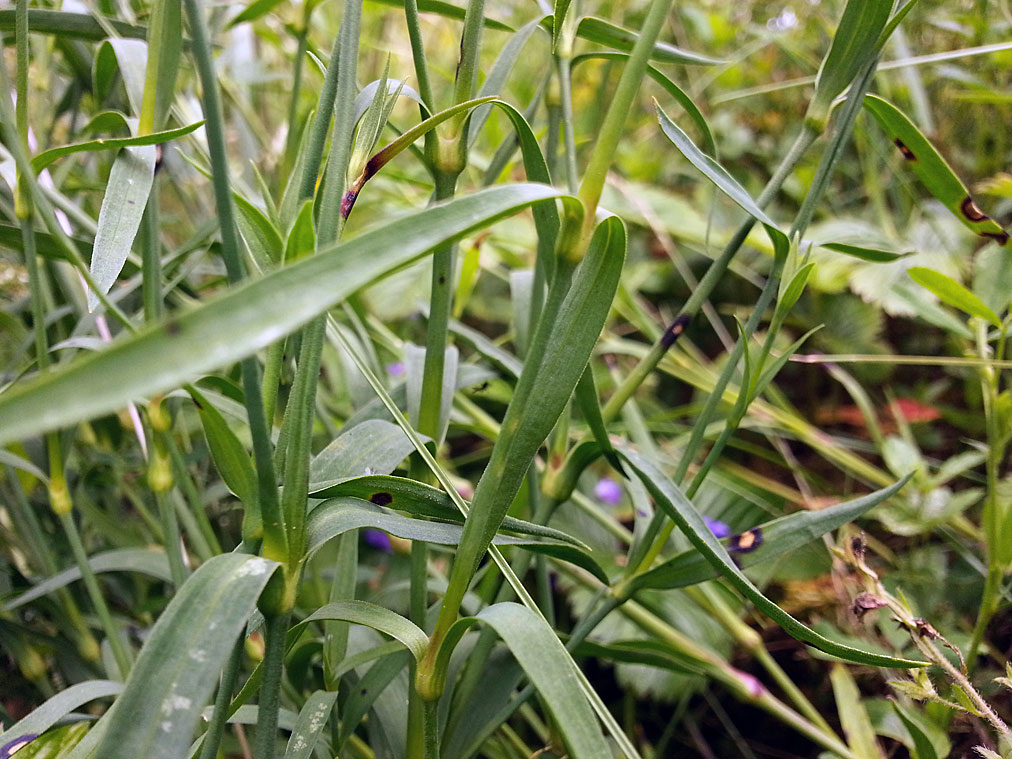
<box><xmin>198</xmin><ymin>637</ymin><xmax>245</xmax><ymax>759</ymax></box>
<box><xmin>403</xmin><ymin>0</ymin><xmax>434</xmax><ymax>110</ymax></box>
<box><xmin>59</xmin><ymin>510</ymin><xmax>133</xmax><ymax>676</ymax></box>
<box><xmin>254</xmin><ymin>612</ymin><xmax>291</xmax><ymax>759</ymax></box>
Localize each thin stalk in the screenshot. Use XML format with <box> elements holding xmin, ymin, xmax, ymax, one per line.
<box><xmin>284</xmin><ymin>26</ymin><xmax>309</xmax><ymax>170</ymax></box>
<box><xmin>451</xmin><ymin>0</ymin><xmax>487</xmax><ymax>113</ymax></box>
<box><xmin>555</xmin><ymin>56</ymin><xmax>579</xmax><ymax>194</ymax></box>
<box><xmin>403</xmin><ymin>0</ymin><xmax>434</xmax><ymax>110</ymax></box>
<box><xmin>572</xmin><ymin>0</ymin><xmax>674</xmax><ymax>243</ymax></box>
<box><xmin>183</xmin><ymin>0</ymin><xmax>281</xmax><ymax>552</ymax></box>
<box><xmin>198</xmin><ymin>639</ymin><xmax>245</xmax><ymax>759</ymax></box>
<box><xmin>254</xmin><ymin>612</ymin><xmax>291</xmax><ymax>759</ymax></box>
<box><xmin>602</xmin><ymin>124</ymin><xmax>818</xmax><ymax>423</ymax></box>
<box><xmin>156</xmin><ymin>488</ymin><xmax>187</xmax><ymax>586</ymax></box>
<box><xmin>422</xmin><ymin>698</ymin><xmax>439</xmax><ymax>759</ymax></box>
<box><xmin>142</xmin><ymin>181</ymin><xmax>162</xmax><ymax>321</ymax></box>
<box><xmin>59</xmin><ymin>511</ymin><xmax>133</xmax><ymax>676</ymax></box>
<box><xmin>166</xmin><ymin>438</ymin><xmax>222</xmax><ymax>555</ymax></box>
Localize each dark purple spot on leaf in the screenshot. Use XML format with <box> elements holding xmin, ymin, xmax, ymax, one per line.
<box><xmin>370</xmin><ymin>492</ymin><xmax>393</xmax><ymax>506</ymax></box>
<box><xmin>893</xmin><ymin>138</ymin><xmax>916</xmax><ymax>161</ymax></box>
<box><xmin>728</xmin><ymin>527</ymin><xmax>763</xmax><ymax>554</ymax></box>
<box><xmin>341</xmin><ymin>191</ymin><xmax>359</xmax><ymax>219</ymax></box>
<box><xmin>165</xmin><ymin>320</ymin><xmax>181</xmax><ymax>336</ymax></box>
<box><xmin>660</xmin><ymin>314</ymin><xmax>691</xmax><ymax>350</ymax></box>
<box><xmin>982</xmin><ymin>230</ymin><xmax>1010</xmax><ymax>246</ymax></box>
<box><xmin>960</xmin><ymin>196</ymin><xmax>989</xmax><ymax>222</ymax></box>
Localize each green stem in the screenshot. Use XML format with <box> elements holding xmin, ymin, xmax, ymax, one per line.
<box><xmin>198</xmin><ymin>638</ymin><xmax>244</xmax><ymax>759</ymax></box>
<box><xmin>59</xmin><ymin>510</ymin><xmax>133</xmax><ymax>677</ymax></box>
<box><xmin>451</xmin><ymin>0</ymin><xmax>487</xmax><ymax>112</ymax></box>
<box><xmin>403</xmin><ymin>0</ymin><xmax>434</xmax><ymax>110</ymax></box>
<box><xmin>254</xmin><ymin>612</ymin><xmax>291</xmax><ymax>759</ymax></box>
<box><xmin>155</xmin><ymin>487</ymin><xmax>187</xmax><ymax>586</ymax></box>
<box><xmin>142</xmin><ymin>180</ymin><xmax>162</xmax><ymax>322</ymax></box>
<box><xmin>602</xmin><ymin>124</ymin><xmax>817</xmax><ymax>424</ymax></box>
<box><xmin>422</xmin><ymin>697</ymin><xmax>440</xmax><ymax>759</ymax></box>
<box><xmin>555</xmin><ymin>56</ymin><xmax>579</xmax><ymax>194</ymax></box>
<box><xmin>183</xmin><ymin>0</ymin><xmax>282</xmax><ymax>551</ymax></box>
<box><xmin>284</xmin><ymin>27</ymin><xmax>308</xmax><ymax>170</ymax></box>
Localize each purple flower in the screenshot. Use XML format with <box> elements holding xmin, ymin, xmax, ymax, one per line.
<box><xmin>363</xmin><ymin>529</ymin><xmax>393</xmax><ymax>553</ymax></box>
<box><xmin>386</xmin><ymin>362</ymin><xmax>405</xmax><ymax>377</ymax></box>
<box><xmin>594</xmin><ymin>477</ymin><xmax>623</xmax><ymax>506</ymax></box>
<box><xmin>704</xmin><ymin>516</ymin><xmax>731</xmax><ymax>539</ymax></box>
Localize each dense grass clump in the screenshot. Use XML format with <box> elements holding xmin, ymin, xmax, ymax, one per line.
<box><xmin>2</xmin><ymin>1</ymin><xmax>1012</xmax><ymax>757</ymax></box>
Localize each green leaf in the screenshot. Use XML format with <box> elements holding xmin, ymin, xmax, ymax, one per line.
<box><xmin>295</xmin><ymin>601</ymin><xmax>428</xmax><ymax>661</ymax></box>
<box><xmin>283</xmin><ymin>690</ymin><xmax>338</xmax><ymax>759</ymax></box>
<box><xmin>30</xmin><ymin>121</ymin><xmax>202</xmax><ymax>172</ymax></box>
<box><xmin>890</xmin><ymin>700</ymin><xmax>941</xmax><ymax>759</ymax></box>
<box><xmin>546</xmin><ymin>16</ymin><xmax>720</xmax><ymax>66</ymax></box>
<box><xmin>656</xmin><ymin>101</ymin><xmax>790</xmax><ymax>258</ymax></box>
<box><xmin>830</xmin><ymin>664</ymin><xmax>886</xmax><ymax>759</ymax></box>
<box><xmin>228</xmin><ymin>0</ymin><xmax>286</xmax><ymax>27</ymax></box>
<box><xmin>618</xmin><ymin>446</ymin><xmax>925</xmax><ymax>668</ymax></box>
<box><xmin>139</xmin><ymin>0</ymin><xmax>182</xmax><ymax>133</ymax></box>
<box><xmin>335</xmin><ymin>650</ymin><xmax>410</xmax><ymax>750</ymax></box>
<box><xmin>308</xmin><ymin>474</ymin><xmax>584</xmax><ymax>545</ymax></box>
<box><xmin>0</xmin><ymin>9</ymin><xmax>148</xmax><ymax>42</ymax></box>
<box><xmin>445</xmin><ymin>216</ymin><xmax>626</xmax><ymax>607</ymax></box>
<box><xmin>95</xmin><ymin>39</ymin><xmax>148</xmax><ymax>116</ymax></box>
<box><xmin>3</xmin><ymin>548</ymin><xmax>172</xmax><ymax>611</ymax></box>
<box><xmin>305</xmin><ymin>498</ymin><xmax>609</xmax><ymax>582</ymax></box>
<box><xmin>93</xmin><ymin>554</ymin><xmax>278</xmax><ymax>759</ymax></box>
<box><xmin>309</xmin><ymin>420</ymin><xmax>420</xmax><ymax>492</ymax></box>
<box><xmin>234</xmin><ymin>192</ymin><xmax>284</xmax><ymax>266</ymax></box>
<box><xmin>440</xmin><ymin>604</ymin><xmax>612</xmax><ymax>759</ymax></box>
<box><xmin>363</xmin><ymin>0</ymin><xmax>514</xmax><ymax>31</ymax></box>
<box><xmin>820</xmin><ymin>241</ymin><xmax>913</xmax><ymax>263</ymax></box>
<box><xmin>628</xmin><ymin>476</ymin><xmax>910</xmax><ymax>594</ymax></box>
<box><xmin>283</xmin><ymin>199</ymin><xmax>316</xmax><ymax>262</ymax></box>
<box><xmin>552</xmin><ymin>0</ymin><xmax>572</xmax><ymax>52</ymax></box>
<box><xmin>907</xmin><ymin>266</ymin><xmax>1001</xmax><ymax>327</ymax></box>
<box><xmin>809</xmin><ymin>0</ymin><xmax>892</xmax><ymax>122</ymax></box>
<box><xmin>0</xmin><ymin>681</ymin><xmax>122</xmax><ymax>746</ymax></box>
<box><xmin>863</xmin><ymin>95</ymin><xmax>1009</xmax><ymax>246</ymax></box>
<box><xmin>405</xmin><ymin>345</ymin><xmax>457</xmax><ymax>447</ymax></box>
<box><xmin>87</xmin><ymin>145</ymin><xmax>156</xmax><ymax>312</ymax></box>
<box><xmin>0</xmin><ymin>184</ymin><xmax>562</xmax><ymax>447</ymax></box>
<box><xmin>186</xmin><ymin>386</ymin><xmax>258</xmax><ymax>534</ymax></box>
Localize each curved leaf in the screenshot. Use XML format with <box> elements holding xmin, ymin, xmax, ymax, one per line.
<box><xmin>284</xmin><ymin>690</ymin><xmax>338</xmax><ymax>759</ymax></box>
<box><xmin>908</xmin><ymin>266</ymin><xmax>1001</xmax><ymax>327</ymax></box>
<box><xmin>31</xmin><ymin>121</ymin><xmax>202</xmax><ymax>172</ymax></box>
<box><xmin>0</xmin><ymin>9</ymin><xmax>148</xmax><ymax>42</ymax></box>
<box><xmin>0</xmin><ymin>681</ymin><xmax>122</xmax><ymax>746</ymax></box>
<box><xmin>618</xmin><ymin>446</ymin><xmax>926</xmax><ymax>668</ymax></box>
<box><xmin>305</xmin><ymin>498</ymin><xmax>609</xmax><ymax>582</ymax></box>
<box><xmin>93</xmin><ymin>554</ymin><xmax>278</xmax><ymax>759</ymax></box>
<box><xmin>0</xmin><ymin>184</ymin><xmax>562</xmax><ymax>446</ymax></box>
<box><xmin>863</xmin><ymin>95</ymin><xmax>1008</xmax><ymax>246</ymax></box>
<box><xmin>295</xmin><ymin>601</ymin><xmax>428</xmax><ymax>661</ymax></box>
<box><xmin>309</xmin><ymin>474</ymin><xmax>584</xmax><ymax>544</ymax></box>
<box><xmin>309</xmin><ymin>419</ymin><xmax>420</xmax><ymax>491</ymax></box>
<box><xmin>628</xmin><ymin>475</ymin><xmax>911</xmax><ymax>594</ymax></box>
<box><xmin>540</xmin><ymin>15</ymin><xmax>720</xmax><ymax>66</ymax></box>
<box><xmin>3</xmin><ymin>548</ymin><xmax>172</xmax><ymax>611</ymax></box>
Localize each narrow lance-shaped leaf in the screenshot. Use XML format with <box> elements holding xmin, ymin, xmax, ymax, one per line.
<box><xmin>434</xmin><ymin>604</ymin><xmax>612</xmax><ymax>759</ymax></box>
<box><xmin>138</xmin><ymin>0</ymin><xmax>182</xmax><ymax>133</ymax></box>
<box><xmin>86</xmin><ymin>144</ymin><xmax>156</xmax><ymax>312</ymax></box>
<box><xmin>0</xmin><ymin>184</ymin><xmax>562</xmax><ymax>446</ymax></box>
<box><xmin>539</xmin><ymin>15</ymin><xmax>720</xmax><ymax>66</ymax></box>
<box><xmin>309</xmin><ymin>474</ymin><xmax>586</xmax><ymax>545</ymax></box>
<box><xmin>283</xmin><ymin>690</ymin><xmax>338</xmax><ymax>759</ymax></box>
<box><xmin>808</xmin><ymin>0</ymin><xmax>892</xmax><ymax>125</ymax></box>
<box><xmin>0</xmin><ymin>681</ymin><xmax>122</xmax><ymax>746</ymax></box>
<box><xmin>863</xmin><ymin>94</ymin><xmax>1009</xmax><ymax>246</ymax></box>
<box><xmin>31</xmin><ymin>121</ymin><xmax>203</xmax><ymax>172</ymax></box>
<box><xmin>618</xmin><ymin>445</ymin><xmax>926</xmax><ymax>669</ymax></box>
<box><xmin>440</xmin><ymin>215</ymin><xmax>625</xmax><ymax>611</ymax></box>
<box><xmin>0</xmin><ymin>9</ymin><xmax>149</xmax><ymax>42</ymax></box>
<box><xmin>820</xmin><ymin>241</ymin><xmax>913</xmax><ymax>263</ymax></box>
<box><xmin>626</xmin><ymin>474</ymin><xmax>911</xmax><ymax>594</ymax></box>
<box><xmin>93</xmin><ymin>554</ymin><xmax>279</xmax><ymax>759</ymax></box>
<box><xmin>908</xmin><ymin>266</ymin><xmax>1001</xmax><ymax>327</ymax></box>
<box><xmin>304</xmin><ymin>498</ymin><xmax>609</xmax><ymax>582</ymax></box>
<box><xmin>656</xmin><ymin>101</ymin><xmax>789</xmax><ymax>259</ymax></box>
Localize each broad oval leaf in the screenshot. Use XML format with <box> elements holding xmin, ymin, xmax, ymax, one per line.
<box><xmin>0</xmin><ymin>184</ymin><xmax>562</xmax><ymax>447</ymax></box>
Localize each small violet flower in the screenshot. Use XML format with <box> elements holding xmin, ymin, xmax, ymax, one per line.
<box><xmin>704</xmin><ymin>516</ymin><xmax>731</xmax><ymax>539</ymax></box>
<box><xmin>386</xmin><ymin>361</ymin><xmax>405</xmax><ymax>377</ymax></box>
<box><xmin>594</xmin><ymin>477</ymin><xmax>623</xmax><ymax>506</ymax></box>
<box><xmin>363</xmin><ymin>529</ymin><xmax>393</xmax><ymax>553</ymax></box>
<box><xmin>1</xmin><ymin>735</ymin><xmax>39</xmax><ymax>759</ymax></box>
